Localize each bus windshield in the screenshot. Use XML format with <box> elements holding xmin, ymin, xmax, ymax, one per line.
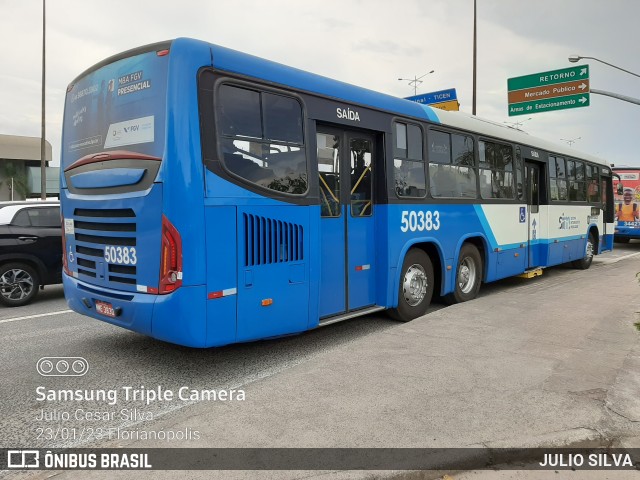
<box><xmin>62</xmin><ymin>47</ymin><xmax>169</xmax><ymax>170</ymax></box>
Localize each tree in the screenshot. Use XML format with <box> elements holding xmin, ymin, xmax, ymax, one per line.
<box><xmin>0</xmin><ymin>161</ymin><xmax>31</xmax><ymax>199</ymax></box>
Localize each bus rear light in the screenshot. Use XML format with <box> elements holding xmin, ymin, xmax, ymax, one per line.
<box><xmin>157</xmin><ymin>49</ymin><xmax>170</xmax><ymax>56</ymax></box>
<box><xmin>159</xmin><ymin>215</ymin><xmax>182</xmax><ymax>294</ymax></box>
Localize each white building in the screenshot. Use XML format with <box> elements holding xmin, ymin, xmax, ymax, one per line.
<box><xmin>0</xmin><ymin>134</ymin><xmax>59</xmax><ymax>200</ymax></box>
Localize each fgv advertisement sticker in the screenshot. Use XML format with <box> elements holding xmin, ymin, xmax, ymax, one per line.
<box><xmin>104</xmin><ymin>116</ymin><xmax>155</xmax><ymax>148</ymax></box>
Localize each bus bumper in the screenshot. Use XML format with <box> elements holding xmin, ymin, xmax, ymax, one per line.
<box><xmin>63</xmin><ymin>273</ymin><xmax>208</xmax><ymax>348</ymax></box>
<box><xmin>614</xmin><ymin>225</ymin><xmax>640</xmax><ymax>241</ymax></box>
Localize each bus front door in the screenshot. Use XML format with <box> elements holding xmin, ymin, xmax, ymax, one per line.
<box><xmin>316</xmin><ymin>128</ymin><xmax>376</xmax><ymax>319</ymax></box>
<box><xmin>526</xmin><ymin>162</ymin><xmax>541</xmax><ymax>268</ymax></box>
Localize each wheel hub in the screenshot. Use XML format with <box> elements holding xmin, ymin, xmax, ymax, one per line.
<box><xmin>586</xmin><ymin>240</ymin><xmax>594</xmax><ymax>259</ymax></box>
<box><xmin>458</xmin><ymin>258</ymin><xmax>477</xmax><ymax>294</ymax></box>
<box><xmin>0</xmin><ymin>269</ymin><xmax>34</xmax><ymax>301</ymax></box>
<box><xmin>403</xmin><ymin>264</ymin><xmax>427</xmax><ymax>307</ymax></box>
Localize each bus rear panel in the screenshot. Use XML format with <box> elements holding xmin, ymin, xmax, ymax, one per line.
<box><xmin>62</xmin><ymin>41</ymin><xmax>214</xmax><ymax>347</ymax></box>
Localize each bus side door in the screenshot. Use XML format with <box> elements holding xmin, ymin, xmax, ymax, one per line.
<box><xmin>316</xmin><ymin>127</ymin><xmax>377</xmax><ymax>319</ymax></box>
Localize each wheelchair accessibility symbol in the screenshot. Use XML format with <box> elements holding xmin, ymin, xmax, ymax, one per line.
<box><xmin>519</xmin><ymin>207</ymin><xmax>526</xmax><ymax>223</ymax></box>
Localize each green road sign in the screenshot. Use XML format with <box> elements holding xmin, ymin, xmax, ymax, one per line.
<box><xmin>508</xmin><ymin>65</ymin><xmax>589</xmax><ymax>91</ymax></box>
<box><xmin>508</xmin><ymin>65</ymin><xmax>590</xmax><ymax>116</ymax></box>
<box><xmin>509</xmin><ymin>93</ymin><xmax>590</xmax><ymax>116</ymax></box>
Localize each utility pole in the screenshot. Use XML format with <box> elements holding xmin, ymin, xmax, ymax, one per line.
<box><xmin>472</xmin><ymin>0</ymin><xmax>477</xmax><ymax>115</ymax></box>
<box><xmin>40</xmin><ymin>0</ymin><xmax>46</xmax><ymax>200</ymax></box>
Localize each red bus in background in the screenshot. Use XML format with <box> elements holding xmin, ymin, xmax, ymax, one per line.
<box><xmin>612</xmin><ymin>167</ymin><xmax>640</xmax><ymax>242</ymax></box>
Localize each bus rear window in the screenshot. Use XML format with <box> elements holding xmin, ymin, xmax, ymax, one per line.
<box><xmin>62</xmin><ymin>48</ymin><xmax>169</xmax><ymax>170</ymax></box>
<box><xmin>217</xmin><ymin>85</ymin><xmax>308</xmax><ymax>195</ymax></box>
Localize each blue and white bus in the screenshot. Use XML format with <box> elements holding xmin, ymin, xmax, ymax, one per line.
<box><xmin>60</xmin><ymin>38</ymin><xmax>615</xmax><ymax>347</ymax></box>
<box><xmin>612</xmin><ymin>167</ymin><xmax>640</xmax><ymax>242</ymax></box>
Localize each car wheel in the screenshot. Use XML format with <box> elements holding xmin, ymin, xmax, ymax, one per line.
<box><xmin>0</xmin><ymin>263</ymin><xmax>40</xmax><ymax>307</ymax></box>
<box><xmin>444</xmin><ymin>243</ymin><xmax>483</xmax><ymax>304</ymax></box>
<box><xmin>389</xmin><ymin>248</ymin><xmax>434</xmax><ymax>322</ymax></box>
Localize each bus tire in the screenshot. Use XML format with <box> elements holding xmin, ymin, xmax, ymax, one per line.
<box><xmin>573</xmin><ymin>233</ymin><xmax>596</xmax><ymax>270</ymax></box>
<box><xmin>614</xmin><ymin>236</ymin><xmax>630</xmax><ymax>244</ymax></box>
<box><xmin>389</xmin><ymin>248</ymin><xmax>434</xmax><ymax>322</ymax></box>
<box><xmin>444</xmin><ymin>243</ymin><xmax>483</xmax><ymax>304</ymax></box>
<box><xmin>0</xmin><ymin>262</ymin><xmax>40</xmax><ymax>307</ymax></box>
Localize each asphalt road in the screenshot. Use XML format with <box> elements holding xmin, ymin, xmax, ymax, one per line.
<box><xmin>1</xmin><ymin>241</ymin><xmax>639</xmax><ymax>466</ymax></box>
<box><xmin>0</xmin><ymin>279</ymin><xmax>431</xmax><ymax>450</ymax></box>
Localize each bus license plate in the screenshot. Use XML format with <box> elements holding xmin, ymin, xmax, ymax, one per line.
<box><xmin>95</xmin><ymin>300</ymin><xmax>116</xmax><ymax>318</ymax></box>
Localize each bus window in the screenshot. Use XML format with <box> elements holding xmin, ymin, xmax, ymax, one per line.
<box><xmin>568</xmin><ymin>160</ymin><xmax>586</xmax><ymax>201</ymax></box>
<box><xmin>317</xmin><ymin>133</ymin><xmax>341</xmax><ymax>217</ymax></box>
<box><xmin>527</xmin><ymin>163</ymin><xmax>540</xmax><ymax>213</ymax></box>
<box><xmin>428</xmin><ymin>130</ymin><xmax>476</xmax><ymax>198</ymax></box>
<box><xmin>515</xmin><ymin>147</ymin><xmax>524</xmax><ymax>201</ymax></box>
<box><xmin>393</xmin><ymin>122</ymin><xmax>425</xmax><ymax>198</ymax></box>
<box><xmin>350</xmin><ymin>138</ymin><xmax>372</xmax><ymax>216</ymax></box>
<box><xmin>218</xmin><ymin>85</ymin><xmax>308</xmax><ymax>195</ymax></box>
<box><xmin>549</xmin><ymin>156</ymin><xmax>568</xmax><ymax>201</ymax></box>
<box><xmin>586</xmin><ymin>164</ymin><xmax>600</xmax><ymax>203</ymax></box>
<box><xmin>479</xmin><ymin>140</ymin><xmax>514</xmax><ymax>199</ymax></box>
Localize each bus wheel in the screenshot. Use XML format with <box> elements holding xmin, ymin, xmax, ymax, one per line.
<box><xmin>573</xmin><ymin>234</ymin><xmax>596</xmax><ymax>270</ymax></box>
<box><xmin>614</xmin><ymin>236</ymin><xmax>630</xmax><ymax>244</ymax></box>
<box><xmin>444</xmin><ymin>244</ymin><xmax>482</xmax><ymax>304</ymax></box>
<box><xmin>389</xmin><ymin>248</ymin><xmax>434</xmax><ymax>322</ymax></box>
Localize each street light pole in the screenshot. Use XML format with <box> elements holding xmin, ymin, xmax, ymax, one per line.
<box><xmin>503</xmin><ymin>117</ymin><xmax>532</xmax><ymax>130</ymax></box>
<box><xmin>560</xmin><ymin>137</ymin><xmax>581</xmax><ymax>147</ymax></box>
<box><xmin>472</xmin><ymin>0</ymin><xmax>477</xmax><ymax>115</ymax></box>
<box><xmin>568</xmin><ymin>55</ymin><xmax>640</xmax><ymax>79</ymax></box>
<box><xmin>398</xmin><ymin>70</ymin><xmax>435</xmax><ymax>96</ymax></box>
<box><xmin>568</xmin><ymin>55</ymin><xmax>640</xmax><ymax>107</ymax></box>
<box><xmin>591</xmin><ymin>88</ymin><xmax>640</xmax><ymax>106</ymax></box>
<box><xmin>40</xmin><ymin>0</ymin><xmax>46</xmax><ymax>200</ymax></box>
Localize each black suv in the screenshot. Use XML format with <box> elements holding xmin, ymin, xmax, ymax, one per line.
<box><xmin>0</xmin><ymin>201</ymin><xmax>61</xmax><ymax>306</ymax></box>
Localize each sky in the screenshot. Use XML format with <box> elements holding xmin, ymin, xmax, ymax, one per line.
<box><xmin>1</xmin><ymin>0</ymin><xmax>639</xmax><ymax>167</ymax></box>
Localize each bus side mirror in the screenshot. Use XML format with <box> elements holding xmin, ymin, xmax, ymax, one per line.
<box><xmin>617</xmin><ymin>183</ymin><xmax>624</xmax><ymax>195</ymax></box>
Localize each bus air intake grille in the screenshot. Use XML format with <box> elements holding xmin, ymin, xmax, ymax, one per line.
<box><xmin>72</xmin><ymin>208</ymin><xmax>138</xmax><ymax>284</ymax></box>
<box><xmin>243</xmin><ymin>214</ymin><xmax>303</xmax><ymax>267</ymax></box>
<box><xmin>74</xmin><ymin>208</ymin><xmax>135</xmax><ymax>218</ymax></box>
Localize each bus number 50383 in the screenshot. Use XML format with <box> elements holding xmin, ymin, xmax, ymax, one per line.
<box><xmin>400</xmin><ymin>210</ymin><xmax>441</xmax><ymax>233</ymax></box>
<box><xmin>104</xmin><ymin>246</ymin><xmax>138</xmax><ymax>266</ymax></box>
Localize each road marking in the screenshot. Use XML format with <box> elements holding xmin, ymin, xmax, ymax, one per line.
<box><xmin>600</xmin><ymin>251</ymin><xmax>640</xmax><ymax>265</ymax></box>
<box><xmin>0</xmin><ymin>309</ymin><xmax>72</xmax><ymax>324</ymax></box>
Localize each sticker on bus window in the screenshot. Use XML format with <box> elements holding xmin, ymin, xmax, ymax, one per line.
<box><xmin>104</xmin><ymin>115</ymin><xmax>154</xmax><ymax>149</ymax></box>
